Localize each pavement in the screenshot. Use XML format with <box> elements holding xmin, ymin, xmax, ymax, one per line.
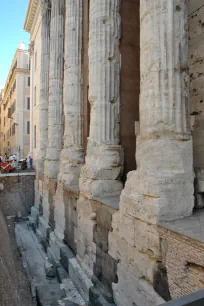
<box><xmin>0</xmin><ymin>211</ymin><xmax>34</xmax><ymax>306</ymax></box>
<box><xmin>15</xmin><ymin>221</ymin><xmax>85</xmax><ymax>306</ymax></box>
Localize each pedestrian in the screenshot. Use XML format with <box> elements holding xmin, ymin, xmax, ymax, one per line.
<box><xmin>29</xmin><ymin>154</ymin><xmax>33</xmax><ymax>169</ymax></box>
<box><xmin>0</xmin><ymin>155</ymin><xmax>2</xmax><ymax>163</ymax></box>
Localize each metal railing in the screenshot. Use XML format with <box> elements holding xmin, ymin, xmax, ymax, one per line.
<box><xmin>160</xmin><ymin>290</ymin><xmax>204</xmax><ymax>306</ymax></box>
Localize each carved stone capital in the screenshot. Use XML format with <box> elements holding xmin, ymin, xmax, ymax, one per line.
<box><xmin>29</xmin><ymin>41</ymin><xmax>35</xmax><ymax>55</ymax></box>
<box><xmin>40</xmin><ymin>0</ymin><xmax>51</xmax><ymax>16</ymax></box>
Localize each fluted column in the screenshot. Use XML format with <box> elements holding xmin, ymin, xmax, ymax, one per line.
<box><xmin>121</xmin><ymin>0</ymin><xmax>194</xmax><ymax>223</ymax></box>
<box><xmin>58</xmin><ymin>0</ymin><xmax>84</xmax><ymax>187</ymax></box>
<box><xmin>80</xmin><ymin>0</ymin><xmax>123</xmax><ymax>198</ymax></box>
<box><xmin>44</xmin><ymin>0</ymin><xmax>65</xmax><ymax>180</ymax></box>
<box><xmin>37</xmin><ymin>0</ymin><xmax>51</xmax><ymax>176</ymax></box>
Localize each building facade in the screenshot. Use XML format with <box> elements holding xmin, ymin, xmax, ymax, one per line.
<box><xmin>25</xmin><ymin>1</ymin><xmax>204</xmax><ymax>306</ymax></box>
<box><xmin>1</xmin><ymin>43</ymin><xmax>30</xmax><ymax>159</ymax></box>
<box><xmin>0</xmin><ymin>90</ymin><xmax>4</xmax><ymax>156</ymax></box>
<box><xmin>24</xmin><ymin>0</ymin><xmax>42</xmax><ymax>166</ymax></box>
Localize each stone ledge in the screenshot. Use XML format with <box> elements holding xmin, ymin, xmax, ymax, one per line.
<box><xmin>65</xmin><ymin>185</ymin><xmax>120</xmax><ymax>210</ymax></box>
<box><xmin>159</xmin><ymin>210</ymin><xmax>204</xmax><ymax>245</ymax></box>
<box><xmin>0</xmin><ymin>172</ymin><xmax>36</xmax><ymax>177</ymax></box>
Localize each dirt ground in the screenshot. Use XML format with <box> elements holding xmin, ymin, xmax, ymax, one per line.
<box><xmin>0</xmin><ymin>209</ymin><xmax>34</xmax><ymax>306</ymax></box>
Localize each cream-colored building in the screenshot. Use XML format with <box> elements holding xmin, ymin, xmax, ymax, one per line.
<box><xmin>1</xmin><ymin>42</ymin><xmax>30</xmax><ymax>159</ymax></box>
<box><xmin>0</xmin><ymin>90</ymin><xmax>4</xmax><ymax>156</ymax></box>
<box><xmin>24</xmin><ymin>0</ymin><xmax>41</xmax><ymax>166</ymax></box>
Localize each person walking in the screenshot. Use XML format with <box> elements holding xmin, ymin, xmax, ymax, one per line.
<box><xmin>29</xmin><ymin>154</ymin><xmax>33</xmax><ymax>169</ymax></box>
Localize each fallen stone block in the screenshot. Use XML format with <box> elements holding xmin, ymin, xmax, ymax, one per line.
<box><xmin>36</xmin><ymin>283</ymin><xmax>66</xmax><ymax>306</ymax></box>
<box><xmin>45</xmin><ymin>259</ymin><xmax>56</xmax><ymax>278</ymax></box>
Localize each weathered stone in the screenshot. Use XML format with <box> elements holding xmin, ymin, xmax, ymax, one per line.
<box><xmin>60</xmin><ymin>245</ymin><xmax>75</xmax><ymax>273</ymax></box>
<box><xmin>45</xmin><ymin>259</ymin><xmax>56</xmax><ymax>278</ymax></box>
<box><xmin>37</xmin><ymin>0</ymin><xmax>51</xmax><ymax>176</ymax></box>
<box><xmin>56</xmin><ymin>266</ymin><xmax>68</xmax><ymax>283</ymax></box>
<box><xmin>58</xmin><ymin>0</ymin><xmax>84</xmax><ymax>186</ymax></box>
<box><xmin>79</xmin><ymin>0</ymin><xmax>123</xmax><ymax>198</ymax></box>
<box><xmin>153</xmin><ymin>263</ymin><xmax>171</xmax><ymax>302</ymax></box>
<box><xmin>36</xmin><ymin>283</ymin><xmax>66</xmax><ymax>306</ymax></box>
<box><xmin>44</xmin><ymin>0</ymin><xmax>65</xmax><ymax>180</ymax></box>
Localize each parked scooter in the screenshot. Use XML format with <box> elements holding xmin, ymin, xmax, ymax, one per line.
<box><xmin>18</xmin><ymin>158</ymin><xmax>27</xmax><ymax>170</ymax></box>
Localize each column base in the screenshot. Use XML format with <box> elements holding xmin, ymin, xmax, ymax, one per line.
<box><xmin>121</xmin><ymin>137</ymin><xmax>194</xmax><ymax>223</ymax></box>
<box><xmin>79</xmin><ymin>176</ymin><xmax>123</xmax><ymax>199</ymax></box>
<box><xmin>58</xmin><ymin>147</ymin><xmax>84</xmax><ymax>186</ymax></box>
<box><xmin>80</xmin><ymin>143</ymin><xmax>123</xmax><ymax>198</ymax></box>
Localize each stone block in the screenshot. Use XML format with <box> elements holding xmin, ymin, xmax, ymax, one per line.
<box><xmin>36</xmin><ymin>283</ymin><xmax>66</xmax><ymax>306</ymax></box>
<box><xmin>79</xmin><ymin>178</ymin><xmax>123</xmax><ymax>199</ymax></box>
<box><xmin>112</xmin><ymin>264</ymin><xmax>164</xmax><ymax>306</ymax></box>
<box><xmin>60</xmin><ymin>245</ymin><xmax>75</xmax><ymax>273</ymax></box>
<box><xmin>69</xmin><ymin>258</ymin><xmax>93</xmax><ymax>305</ymax></box>
<box><xmin>118</xmin><ymin>214</ymin><xmax>135</xmax><ymax>246</ymax></box>
<box><xmin>134</xmin><ymin>219</ymin><xmax>161</xmax><ymax>259</ymax></box>
<box><xmin>45</xmin><ymin>260</ymin><xmax>56</xmax><ymax>278</ymax></box>
<box><xmin>56</xmin><ymin>266</ymin><xmax>68</xmax><ymax>283</ymax></box>
<box><xmin>61</xmin><ymin>277</ymin><xmax>85</xmax><ymax>306</ymax></box>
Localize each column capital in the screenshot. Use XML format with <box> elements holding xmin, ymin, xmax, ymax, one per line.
<box><xmin>29</xmin><ymin>41</ymin><xmax>34</xmax><ymax>55</ymax></box>
<box><xmin>40</xmin><ymin>0</ymin><xmax>51</xmax><ymax>16</ymax></box>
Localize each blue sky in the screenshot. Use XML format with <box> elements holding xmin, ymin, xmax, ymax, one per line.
<box><xmin>0</xmin><ymin>0</ymin><xmax>30</xmax><ymax>89</ymax></box>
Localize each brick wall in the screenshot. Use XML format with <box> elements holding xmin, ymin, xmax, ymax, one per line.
<box><xmin>159</xmin><ymin>226</ymin><xmax>204</xmax><ymax>299</ymax></box>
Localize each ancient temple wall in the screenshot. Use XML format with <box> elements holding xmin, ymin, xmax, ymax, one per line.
<box><xmin>31</xmin><ymin>1</ymin><xmax>202</xmax><ymax>306</ymax></box>
<box><xmin>189</xmin><ymin>1</ymin><xmax>204</xmax><ymax>208</ymax></box>
<box><xmin>109</xmin><ymin>1</ymin><xmax>194</xmax><ymax>305</ymax></box>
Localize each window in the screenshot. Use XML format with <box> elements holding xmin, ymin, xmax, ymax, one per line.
<box><xmin>27</xmin><ymin>97</ymin><xmax>30</xmax><ymax>110</ymax></box>
<box><xmin>10</xmin><ymin>101</ymin><xmax>16</xmax><ymax>116</ymax></box>
<box><xmin>27</xmin><ymin>121</ymin><xmax>30</xmax><ymax>135</ymax></box>
<box><xmin>34</xmin><ymin>125</ymin><xmax>36</xmax><ymax>148</ymax></box>
<box><xmin>35</xmin><ymin>51</ymin><xmax>37</xmax><ymax>71</ymax></box>
<box><xmin>27</xmin><ymin>77</ymin><xmax>30</xmax><ymax>87</ymax></box>
<box><xmin>12</xmin><ymin>124</ymin><xmax>15</xmax><ymax>136</ymax></box>
<box><xmin>34</xmin><ymin>87</ymin><xmax>36</xmax><ymax>107</ymax></box>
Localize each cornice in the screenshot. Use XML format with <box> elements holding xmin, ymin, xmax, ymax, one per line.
<box><xmin>24</xmin><ymin>0</ymin><xmax>40</xmax><ymax>33</ymax></box>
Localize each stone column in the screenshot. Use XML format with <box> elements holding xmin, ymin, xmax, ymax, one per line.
<box><xmin>44</xmin><ymin>0</ymin><xmax>65</xmax><ymax>181</ymax></box>
<box><xmin>119</xmin><ymin>0</ymin><xmax>194</xmax><ymax>223</ymax></box>
<box><xmin>54</xmin><ymin>0</ymin><xmax>84</xmax><ymax>241</ymax></box>
<box><xmin>58</xmin><ymin>0</ymin><xmax>84</xmax><ymax>187</ymax></box>
<box><xmin>109</xmin><ymin>3</ymin><xmax>194</xmax><ymax>306</ymax></box>
<box><xmin>80</xmin><ymin>0</ymin><xmax>123</xmax><ymax>198</ymax></box>
<box><xmin>29</xmin><ymin>41</ymin><xmax>34</xmax><ymax>162</ymax></box>
<box><xmin>37</xmin><ymin>0</ymin><xmax>51</xmax><ymax>177</ymax></box>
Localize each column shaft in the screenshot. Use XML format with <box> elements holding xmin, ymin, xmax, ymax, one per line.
<box><xmin>59</xmin><ymin>0</ymin><xmax>84</xmax><ymax>187</ymax></box>
<box><xmin>44</xmin><ymin>0</ymin><xmax>65</xmax><ymax>180</ymax></box>
<box><xmin>38</xmin><ymin>0</ymin><xmax>51</xmax><ymax>176</ymax></box>
<box><xmin>121</xmin><ymin>0</ymin><xmax>194</xmax><ymax>223</ymax></box>
<box><xmin>80</xmin><ymin>0</ymin><xmax>123</xmax><ymax>198</ymax></box>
